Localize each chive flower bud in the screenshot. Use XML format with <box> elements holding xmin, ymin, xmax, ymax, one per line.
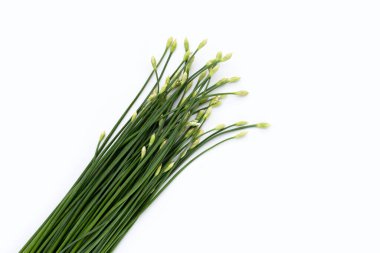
<box><xmin>160</xmin><ymin>77</ymin><xmax>170</xmax><ymax>94</ymax></box>
<box><xmin>196</xmin><ymin>110</ymin><xmax>205</xmax><ymax>120</ymax></box>
<box><xmin>234</xmin><ymin>90</ymin><xmax>249</xmax><ymax>96</ymax></box>
<box><xmin>154</xmin><ymin>164</ymin><xmax>162</xmax><ymax>176</ymax></box>
<box><xmin>229</xmin><ymin>76</ymin><xmax>240</xmax><ymax>83</ymax></box>
<box><xmin>190</xmin><ymin>139</ymin><xmax>200</xmax><ymax>149</ymax></box>
<box><xmin>164</xmin><ymin>162</ymin><xmax>174</xmax><ymax>172</ymax></box>
<box><xmin>166</xmin><ymin>37</ymin><xmax>173</xmax><ymax>49</ymax></box>
<box><xmin>235</xmin><ymin>131</ymin><xmax>248</xmax><ymax>139</ymax></box>
<box><xmin>180</xmin><ymin>150</ymin><xmax>187</xmax><ymax>158</ymax></box>
<box><xmin>235</xmin><ymin>121</ymin><xmax>248</xmax><ymax>126</ymax></box>
<box><xmin>185</xmin><ymin>128</ymin><xmax>195</xmax><ymax>138</ymax></box>
<box><xmin>131</xmin><ymin>111</ymin><xmax>137</xmax><ymax>122</ymax></box>
<box><xmin>159</xmin><ymin>139</ymin><xmax>167</xmax><ymax>149</ymax></box>
<box><xmin>184</xmin><ymin>37</ymin><xmax>189</xmax><ymax>51</ymax></box>
<box><xmin>203</xmin><ymin>107</ymin><xmax>212</xmax><ymax>120</ymax></box>
<box><xmin>222</xmin><ymin>53</ymin><xmax>233</xmax><ymax>62</ymax></box>
<box><xmin>149</xmin><ymin>133</ymin><xmax>156</xmax><ymax>147</ymax></box>
<box><xmin>180</xmin><ymin>72</ymin><xmax>188</xmax><ymax>85</ymax></box>
<box><xmin>214</xmin><ymin>124</ymin><xmax>225</xmax><ymax>130</ymax></box>
<box><xmin>216</xmin><ymin>51</ymin><xmax>223</xmax><ymax>61</ymax></box>
<box><xmin>141</xmin><ymin>146</ymin><xmax>146</xmax><ymax>159</ymax></box>
<box><xmin>151</xmin><ymin>56</ymin><xmax>157</xmax><ymax>69</ymax></box>
<box><xmin>99</xmin><ymin>131</ymin><xmax>106</xmax><ymax>142</ymax></box>
<box><xmin>185</xmin><ymin>81</ymin><xmax>193</xmax><ymax>92</ymax></box>
<box><xmin>197</xmin><ymin>39</ymin><xmax>208</xmax><ymax>50</ymax></box>
<box><xmin>256</xmin><ymin>122</ymin><xmax>270</xmax><ymax>129</ymax></box>
<box><xmin>209</xmin><ymin>65</ymin><xmax>219</xmax><ymax>77</ymax></box>
<box><xmin>198</xmin><ymin>71</ymin><xmax>207</xmax><ymax>82</ymax></box>
<box><xmin>170</xmin><ymin>39</ymin><xmax>177</xmax><ymax>53</ymax></box>
<box><xmin>183</xmin><ymin>51</ymin><xmax>191</xmax><ymax>61</ymax></box>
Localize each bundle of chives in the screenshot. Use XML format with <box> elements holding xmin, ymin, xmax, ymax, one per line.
<box><xmin>20</xmin><ymin>38</ymin><xmax>269</xmax><ymax>252</ymax></box>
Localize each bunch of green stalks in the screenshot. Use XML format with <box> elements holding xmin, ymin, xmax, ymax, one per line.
<box><xmin>20</xmin><ymin>38</ymin><xmax>269</xmax><ymax>253</ymax></box>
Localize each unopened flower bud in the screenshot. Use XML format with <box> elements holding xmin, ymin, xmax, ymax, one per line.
<box><xmin>235</xmin><ymin>121</ymin><xmax>248</xmax><ymax>126</ymax></box>
<box><xmin>159</xmin><ymin>139</ymin><xmax>167</xmax><ymax>149</ymax></box>
<box><xmin>214</xmin><ymin>124</ymin><xmax>225</xmax><ymax>130</ymax></box>
<box><xmin>185</xmin><ymin>128</ymin><xmax>195</xmax><ymax>138</ymax></box>
<box><xmin>209</xmin><ymin>65</ymin><xmax>219</xmax><ymax>77</ymax></box>
<box><xmin>141</xmin><ymin>146</ymin><xmax>146</xmax><ymax>159</ymax></box>
<box><xmin>198</xmin><ymin>72</ymin><xmax>207</xmax><ymax>82</ymax></box>
<box><xmin>234</xmin><ymin>90</ymin><xmax>249</xmax><ymax>96</ymax></box>
<box><xmin>190</xmin><ymin>139</ymin><xmax>200</xmax><ymax>149</ymax></box>
<box><xmin>131</xmin><ymin>111</ymin><xmax>137</xmax><ymax>122</ymax></box>
<box><xmin>170</xmin><ymin>39</ymin><xmax>177</xmax><ymax>53</ymax></box>
<box><xmin>197</xmin><ymin>39</ymin><xmax>207</xmax><ymax>50</ymax></box>
<box><xmin>184</xmin><ymin>37</ymin><xmax>189</xmax><ymax>51</ymax></box>
<box><xmin>151</xmin><ymin>56</ymin><xmax>157</xmax><ymax>69</ymax></box>
<box><xmin>196</xmin><ymin>110</ymin><xmax>206</xmax><ymax>120</ymax></box>
<box><xmin>180</xmin><ymin>150</ymin><xmax>187</xmax><ymax>158</ymax></box>
<box><xmin>185</xmin><ymin>81</ymin><xmax>193</xmax><ymax>92</ymax></box>
<box><xmin>222</xmin><ymin>53</ymin><xmax>233</xmax><ymax>62</ymax></box>
<box><xmin>164</xmin><ymin>162</ymin><xmax>174</xmax><ymax>172</ymax></box>
<box><xmin>99</xmin><ymin>131</ymin><xmax>106</xmax><ymax>142</ymax></box>
<box><xmin>235</xmin><ymin>131</ymin><xmax>248</xmax><ymax>139</ymax></box>
<box><xmin>155</xmin><ymin>164</ymin><xmax>162</xmax><ymax>176</ymax></box>
<box><xmin>149</xmin><ymin>133</ymin><xmax>156</xmax><ymax>147</ymax></box>
<box><xmin>203</xmin><ymin>107</ymin><xmax>212</xmax><ymax>120</ymax></box>
<box><xmin>216</xmin><ymin>51</ymin><xmax>223</xmax><ymax>61</ymax></box>
<box><xmin>256</xmin><ymin>122</ymin><xmax>270</xmax><ymax>129</ymax></box>
<box><xmin>180</xmin><ymin>72</ymin><xmax>188</xmax><ymax>84</ymax></box>
<box><xmin>229</xmin><ymin>76</ymin><xmax>240</xmax><ymax>83</ymax></box>
<box><xmin>166</xmin><ymin>37</ymin><xmax>173</xmax><ymax>49</ymax></box>
<box><xmin>183</xmin><ymin>50</ymin><xmax>191</xmax><ymax>61</ymax></box>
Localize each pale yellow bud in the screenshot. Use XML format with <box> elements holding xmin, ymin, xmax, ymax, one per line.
<box><xmin>256</xmin><ymin>122</ymin><xmax>271</xmax><ymax>129</ymax></box>
<box><xmin>180</xmin><ymin>72</ymin><xmax>188</xmax><ymax>84</ymax></box>
<box><xmin>196</xmin><ymin>110</ymin><xmax>206</xmax><ymax>120</ymax></box>
<box><xmin>234</xmin><ymin>90</ymin><xmax>249</xmax><ymax>96</ymax></box>
<box><xmin>198</xmin><ymin>72</ymin><xmax>207</xmax><ymax>82</ymax></box>
<box><xmin>229</xmin><ymin>76</ymin><xmax>240</xmax><ymax>83</ymax></box>
<box><xmin>99</xmin><ymin>131</ymin><xmax>106</xmax><ymax>142</ymax></box>
<box><xmin>180</xmin><ymin>150</ymin><xmax>187</xmax><ymax>158</ymax></box>
<box><xmin>170</xmin><ymin>39</ymin><xmax>177</xmax><ymax>53</ymax></box>
<box><xmin>166</xmin><ymin>37</ymin><xmax>173</xmax><ymax>49</ymax></box>
<box><xmin>131</xmin><ymin>111</ymin><xmax>137</xmax><ymax>122</ymax></box>
<box><xmin>149</xmin><ymin>133</ymin><xmax>156</xmax><ymax>147</ymax></box>
<box><xmin>160</xmin><ymin>139</ymin><xmax>167</xmax><ymax>149</ymax></box>
<box><xmin>235</xmin><ymin>131</ymin><xmax>248</xmax><ymax>139</ymax></box>
<box><xmin>155</xmin><ymin>164</ymin><xmax>162</xmax><ymax>176</ymax></box>
<box><xmin>216</xmin><ymin>51</ymin><xmax>223</xmax><ymax>61</ymax></box>
<box><xmin>235</xmin><ymin>121</ymin><xmax>248</xmax><ymax>126</ymax></box>
<box><xmin>164</xmin><ymin>162</ymin><xmax>175</xmax><ymax>172</ymax></box>
<box><xmin>197</xmin><ymin>39</ymin><xmax>208</xmax><ymax>50</ymax></box>
<box><xmin>141</xmin><ymin>146</ymin><xmax>146</xmax><ymax>159</ymax></box>
<box><xmin>183</xmin><ymin>50</ymin><xmax>191</xmax><ymax>61</ymax></box>
<box><xmin>185</xmin><ymin>128</ymin><xmax>195</xmax><ymax>138</ymax></box>
<box><xmin>222</xmin><ymin>53</ymin><xmax>233</xmax><ymax>62</ymax></box>
<box><xmin>184</xmin><ymin>37</ymin><xmax>189</xmax><ymax>51</ymax></box>
<box><xmin>151</xmin><ymin>56</ymin><xmax>157</xmax><ymax>69</ymax></box>
<box><xmin>203</xmin><ymin>107</ymin><xmax>212</xmax><ymax>120</ymax></box>
<box><xmin>209</xmin><ymin>65</ymin><xmax>219</xmax><ymax>77</ymax></box>
<box><xmin>190</xmin><ymin>139</ymin><xmax>200</xmax><ymax>149</ymax></box>
<box><xmin>214</xmin><ymin>124</ymin><xmax>225</xmax><ymax>130</ymax></box>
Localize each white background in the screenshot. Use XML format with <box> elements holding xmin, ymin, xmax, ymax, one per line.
<box><xmin>1</xmin><ymin>1</ymin><xmax>380</xmax><ymax>252</ymax></box>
